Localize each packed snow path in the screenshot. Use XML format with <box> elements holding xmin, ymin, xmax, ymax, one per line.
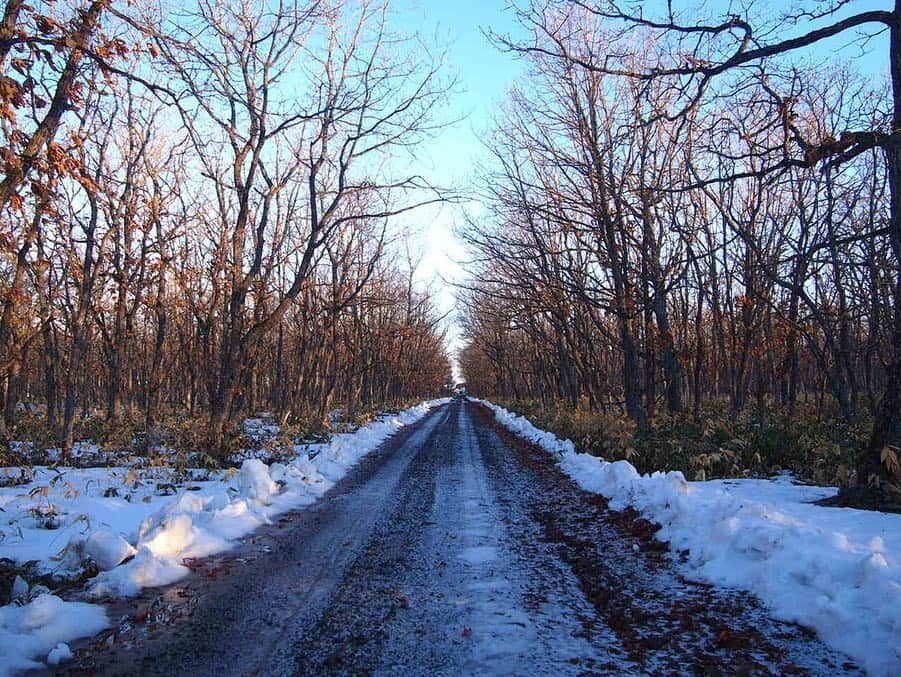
<box><xmin>76</xmin><ymin>400</ymin><xmax>857</xmax><ymax>675</ymax></box>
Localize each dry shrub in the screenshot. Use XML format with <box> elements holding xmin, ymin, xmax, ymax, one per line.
<box><xmin>495</xmin><ymin>399</ymin><xmax>868</xmax><ymax>485</ymax></box>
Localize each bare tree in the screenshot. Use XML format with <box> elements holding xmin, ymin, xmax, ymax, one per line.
<box><xmin>490</xmin><ymin>0</ymin><xmax>898</xmax><ymax>487</ymax></box>
<box><xmin>128</xmin><ymin>0</ymin><xmax>452</xmax><ymax>449</ymax></box>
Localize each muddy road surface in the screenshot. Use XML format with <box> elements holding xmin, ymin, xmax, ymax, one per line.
<box><xmin>72</xmin><ymin>400</ymin><xmax>856</xmax><ymax>676</ymax></box>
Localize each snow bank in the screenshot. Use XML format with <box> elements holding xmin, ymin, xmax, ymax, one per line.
<box><xmin>85</xmin><ymin>531</ymin><xmax>137</xmax><ymax>571</ymax></box>
<box><xmin>0</xmin><ymin>398</ymin><xmax>448</xmax><ymax>673</ymax></box>
<box><xmin>0</xmin><ymin>595</ymin><xmax>108</xmax><ymax>676</ymax></box>
<box><xmin>90</xmin><ymin>398</ymin><xmax>448</xmax><ymax>597</ymax></box>
<box><xmin>476</xmin><ymin>398</ymin><xmax>901</xmax><ymax>676</ymax></box>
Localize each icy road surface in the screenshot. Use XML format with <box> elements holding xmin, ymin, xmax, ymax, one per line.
<box><xmin>74</xmin><ymin>400</ymin><xmax>857</xmax><ymax>675</ymax></box>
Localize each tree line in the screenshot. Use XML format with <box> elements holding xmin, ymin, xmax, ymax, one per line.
<box><xmin>0</xmin><ymin>0</ymin><xmax>451</xmax><ymax>456</ymax></box>
<box><xmin>459</xmin><ymin>0</ymin><xmax>899</xmax><ymax>488</ymax></box>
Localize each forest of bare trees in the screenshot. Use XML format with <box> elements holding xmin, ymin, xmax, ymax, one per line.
<box><xmin>2</xmin><ymin>0</ymin><xmax>899</xmax><ymax>500</ymax></box>
<box><xmin>0</xmin><ymin>0</ymin><xmax>451</xmax><ymax>458</ymax></box>
<box><xmin>460</xmin><ymin>0</ymin><xmax>900</xmax><ymax>497</ymax></box>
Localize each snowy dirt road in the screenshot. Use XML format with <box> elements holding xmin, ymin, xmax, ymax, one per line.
<box><xmin>70</xmin><ymin>400</ymin><xmax>857</xmax><ymax>676</ymax></box>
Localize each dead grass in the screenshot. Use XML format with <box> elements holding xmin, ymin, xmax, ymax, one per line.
<box><xmin>493</xmin><ymin>398</ymin><xmax>869</xmax><ymax>487</ymax></box>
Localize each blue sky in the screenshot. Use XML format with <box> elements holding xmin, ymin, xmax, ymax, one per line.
<box><xmin>396</xmin><ymin>1</ymin><xmax>524</xmax><ymax>184</ymax></box>
<box><xmin>388</xmin><ymin>1</ymin><xmax>527</xmax><ymax>373</ymax></box>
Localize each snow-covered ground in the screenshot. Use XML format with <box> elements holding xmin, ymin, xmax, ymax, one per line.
<box><xmin>476</xmin><ymin>398</ymin><xmax>901</xmax><ymax>677</ymax></box>
<box><xmin>0</xmin><ymin>399</ymin><xmax>448</xmax><ymax>675</ymax></box>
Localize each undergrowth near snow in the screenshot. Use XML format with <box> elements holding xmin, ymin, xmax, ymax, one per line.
<box><xmin>0</xmin><ymin>400</ymin><xmax>426</xmax><ymax>473</ymax></box>
<box><xmin>493</xmin><ymin>398</ymin><xmax>868</xmax><ymax>486</ymax></box>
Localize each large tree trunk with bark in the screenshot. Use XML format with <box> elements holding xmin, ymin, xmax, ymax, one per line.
<box><xmin>861</xmin><ymin>4</ymin><xmax>901</xmax><ymax>484</ymax></box>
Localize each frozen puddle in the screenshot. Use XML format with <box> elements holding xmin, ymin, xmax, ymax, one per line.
<box><xmin>458</xmin><ymin>546</ymin><xmax>497</xmax><ymax>565</ymax></box>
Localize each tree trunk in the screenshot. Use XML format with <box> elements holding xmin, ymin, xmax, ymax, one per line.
<box><xmin>61</xmin><ymin>193</ymin><xmax>101</xmax><ymax>457</ymax></box>
<box><xmin>43</xmin><ymin>320</ymin><xmax>59</xmax><ymax>428</ymax></box>
<box><xmin>860</xmin><ymin>2</ymin><xmax>901</xmax><ymax>483</ymax></box>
